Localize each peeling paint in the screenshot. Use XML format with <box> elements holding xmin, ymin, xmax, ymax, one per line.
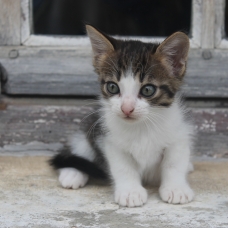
<box><xmin>34</xmin><ymin>119</ymin><xmax>46</xmax><ymax>123</ymax></box>
<box><xmin>199</xmin><ymin>119</ymin><xmax>217</xmax><ymax>132</ymax></box>
<box><xmin>73</xmin><ymin>118</ymin><xmax>81</xmax><ymax>123</ymax></box>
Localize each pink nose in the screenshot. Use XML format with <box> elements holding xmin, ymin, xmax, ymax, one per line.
<box><xmin>121</xmin><ymin>105</ymin><xmax>134</xmax><ymax>116</ymax></box>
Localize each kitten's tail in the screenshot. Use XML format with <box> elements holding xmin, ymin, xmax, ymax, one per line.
<box><xmin>49</xmin><ymin>152</ymin><xmax>108</xmax><ymax>180</ymax></box>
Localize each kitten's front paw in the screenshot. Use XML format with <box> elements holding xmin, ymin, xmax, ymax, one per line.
<box><xmin>159</xmin><ymin>184</ymin><xmax>194</xmax><ymax>204</ymax></box>
<box><xmin>59</xmin><ymin>168</ymin><xmax>88</xmax><ymax>189</ymax></box>
<box><xmin>115</xmin><ymin>186</ymin><xmax>148</xmax><ymax>207</ymax></box>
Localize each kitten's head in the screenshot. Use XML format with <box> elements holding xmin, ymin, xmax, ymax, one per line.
<box><xmin>86</xmin><ymin>25</ymin><xmax>189</xmax><ymax>123</ymax></box>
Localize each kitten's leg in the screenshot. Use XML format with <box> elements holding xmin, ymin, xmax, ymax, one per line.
<box><xmin>105</xmin><ymin>142</ymin><xmax>147</xmax><ymax>207</ymax></box>
<box><xmin>58</xmin><ymin>133</ymin><xmax>94</xmax><ymax>189</ymax></box>
<box><xmin>159</xmin><ymin>141</ymin><xmax>194</xmax><ymax>204</ymax></box>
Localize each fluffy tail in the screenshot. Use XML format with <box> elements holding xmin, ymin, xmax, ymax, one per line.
<box><xmin>49</xmin><ymin>153</ymin><xmax>108</xmax><ymax>180</ymax></box>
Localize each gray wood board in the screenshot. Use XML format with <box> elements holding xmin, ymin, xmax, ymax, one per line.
<box><xmin>1</xmin><ymin>47</ymin><xmax>228</xmax><ymax>97</ymax></box>
<box><xmin>201</xmin><ymin>0</ymin><xmax>215</xmax><ymax>49</ymax></box>
<box><xmin>0</xmin><ymin>102</ymin><xmax>227</xmax><ymax>158</ymax></box>
<box><xmin>0</xmin><ymin>0</ymin><xmax>21</xmax><ymax>45</ymax></box>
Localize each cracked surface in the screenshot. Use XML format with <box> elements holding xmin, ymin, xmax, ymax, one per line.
<box><xmin>0</xmin><ymin>155</ymin><xmax>227</xmax><ymax>228</ymax></box>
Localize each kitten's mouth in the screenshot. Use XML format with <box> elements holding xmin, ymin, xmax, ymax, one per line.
<box><xmin>123</xmin><ymin>116</ymin><xmax>136</xmax><ymax>121</ymax></box>
<box><xmin>118</xmin><ymin>113</ymin><xmax>139</xmax><ymax>121</ymax></box>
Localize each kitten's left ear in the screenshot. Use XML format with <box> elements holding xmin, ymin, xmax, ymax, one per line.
<box><xmin>156</xmin><ymin>32</ymin><xmax>190</xmax><ymax>77</ymax></box>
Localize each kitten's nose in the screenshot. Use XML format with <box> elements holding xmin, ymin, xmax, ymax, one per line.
<box><xmin>121</xmin><ymin>104</ymin><xmax>135</xmax><ymax>116</ymax></box>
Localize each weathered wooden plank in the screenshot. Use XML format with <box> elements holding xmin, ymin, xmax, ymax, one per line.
<box><xmin>1</xmin><ymin>47</ymin><xmax>228</xmax><ymax>97</ymax></box>
<box><xmin>5</xmin><ymin>73</ymin><xmax>99</xmax><ymax>96</ymax></box>
<box><xmin>23</xmin><ymin>35</ymin><xmax>200</xmax><ymax>49</ymax></box>
<box><xmin>201</xmin><ymin>0</ymin><xmax>215</xmax><ymax>49</ymax></box>
<box><xmin>0</xmin><ymin>0</ymin><xmax>21</xmax><ymax>45</ymax></box>
<box><xmin>217</xmin><ymin>39</ymin><xmax>228</xmax><ymax>49</ymax></box>
<box><xmin>191</xmin><ymin>0</ymin><xmax>203</xmax><ymax>48</ymax></box>
<box><xmin>214</xmin><ymin>0</ymin><xmax>225</xmax><ymax>47</ymax></box>
<box><xmin>183</xmin><ymin>49</ymin><xmax>228</xmax><ymax>97</ymax></box>
<box><xmin>214</xmin><ymin>0</ymin><xmax>228</xmax><ymax>49</ymax></box>
<box><xmin>0</xmin><ymin>101</ymin><xmax>227</xmax><ymax>158</ymax></box>
<box><xmin>24</xmin><ymin>35</ymin><xmax>91</xmax><ymax>46</ymax></box>
<box><xmin>21</xmin><ymin>0</ymin><xmax>32</xmax><ymax>44</ymax></box>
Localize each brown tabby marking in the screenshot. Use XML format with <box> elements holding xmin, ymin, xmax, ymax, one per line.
<box><xmin>86</xmin><ymin>25</ymin><xmax>189</xmax><ymax>107</ymax></box>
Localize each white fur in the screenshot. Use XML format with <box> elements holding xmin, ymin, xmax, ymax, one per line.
<box><xmin>65</xmin><ymin>73</ymin><xmax>194</xmax><ymax>207</ymax></box>
<box><xmin>100</xmin><ymin>74</ymin><xmax>194</xmax><ymax>207</ymax></box>
<box><xmin>69</xmin><ymin>132</ymin><xmax>95</xmax><ymax>161</ymax></box>
<box><xmin>59</xmin><ymin>168</ymin><xmax>88</xmax><ymax>189</ymax></box>
<box><xmin>58</xmin><ymin>133</ymin><xmax>94</xmax><ymax>190</ymax></box>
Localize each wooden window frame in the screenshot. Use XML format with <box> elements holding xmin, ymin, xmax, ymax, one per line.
<box><xmin>21</xmin><ymin>0</ymin><xmax>201</xmax><ymax>48</ymax></box>
<box><xmin>215</xmin><ymin>0</ymin><xmax>228</xmax><ymax>48</ymax></box>
<box><xmin>1</xmin><ymin>0</ymin><xmax>228</xmax><ymax>97</ymax></box>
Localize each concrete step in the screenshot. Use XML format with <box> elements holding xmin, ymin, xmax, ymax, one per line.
<box><xmin>0</xmin><ymin>97</ymin><xmax>228</xmax><ymax>227</ymax></box>
<box><xmin>0</xmin><ymin>155</ymin><xmax>227</xmax><ymax>228</ymax></box>
<box><xmin>0</xmin><ymin>97</ymin><xmax>228</xmax><ymax>158</ymax></box>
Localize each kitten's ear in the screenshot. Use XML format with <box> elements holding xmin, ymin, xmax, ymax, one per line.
<box><xmin>86</xmin><ymin>25</ymin><xmax>115</xmax><ymax>58</ymax></box>
<box><xmin>156</xmin><ymin>32</ymin><xmax>189</xmax><ymax>77</ymax></box>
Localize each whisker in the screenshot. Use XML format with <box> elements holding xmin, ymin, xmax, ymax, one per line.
<box><xmin>80</xmin><ymin>108</ymin><xmax>109</xmax><ymax>124</ymax></box>
<box><xmin>80</xmin><ymin>110</ymin><xmax>100</xmax><ymax>124</ymax></box>
<box><xmin>87</xmin><ymin>110</ymin><xmax>117</xmax><ymax>138</ymax></box>
<box><xmin>146</xmin><ymin>115</ymin><xmax>172</xmax><ymax>135</ymax></box>
<box><xmin>86</xmin><ymin>115</ymin><xmax>105</xmax><ymax>138</ymax></box>
<box><xmin>148</xmin><ymin>112</ymin><xmax>167</xmax><ymax>122</ymax></box>
<box><xmin>145</xmin><ymin>116</ymin><xmax>168</xmax><ymax>135</ymax></box>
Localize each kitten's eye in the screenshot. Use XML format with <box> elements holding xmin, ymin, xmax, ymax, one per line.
<box><xmin>140</xmin><ymin>84</ymin><xmax>156</xmax><ymax>97</ymax></box>
<box><xmin>107</xmin><ymin>82</ymin><xmax>120</xmax><ymax>95</ymax></box>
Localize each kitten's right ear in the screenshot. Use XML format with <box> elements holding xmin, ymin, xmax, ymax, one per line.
<box><xmin>86</xmin><ymin>25</ymin><xmax>115</xmax><ymax>58</ymax></box>
<box><xmin>156</xmin><ymin>32</ymin><xmax>189</xmax><ymax>78</ymax></box>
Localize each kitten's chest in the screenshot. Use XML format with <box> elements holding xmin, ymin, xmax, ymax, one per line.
<box><xmin>129</xmin><ymin>137</ymin><xmax>163</xmax><ymax>168</ymax></box>
<box><xmin>110</xmin><ymin>127</ymin><xmax>164</xmax><ymax>166</ymax></box>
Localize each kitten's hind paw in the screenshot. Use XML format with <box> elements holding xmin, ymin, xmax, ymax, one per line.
<box><xmin>59</xmin><ymin>168</ymin><xmax>88</xmax><ymax>189</ymax></box>
<box><xmin>159</xmin><ymin>184</ymin><xmax>194</xmax><ymax>204</ymax></box>
<box><xmin>115</xmin><ymin>186</ymin><xmax>148</xmax><ymax>207</ymax></box>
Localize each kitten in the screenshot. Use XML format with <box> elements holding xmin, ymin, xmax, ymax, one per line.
<box><xmin>50</xmin><ymin>25</ymin><xmax>194</xmax><ymax>207</ymax></box>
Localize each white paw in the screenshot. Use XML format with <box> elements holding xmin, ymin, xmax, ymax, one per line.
<box><xmin>59</xmin><ymin>168</ymin><xmax>88</xmax><ymax>189</ymax></box>
<box><xmin>159</xmin><ymin>184</ymin><xmax>194</xmax><ymax>204</ymax></box>
<box><xmin>115</xmin><ymin>186</ymin><xmax>148</xmax><ymax>207</ymax></box>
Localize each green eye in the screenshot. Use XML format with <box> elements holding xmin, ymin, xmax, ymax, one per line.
<box><xmin>140</xmin><ymin>84</ymin><xmax>156</xmax><ymax>97</ymax></box>
<box><xmin>107</xmin><ymin>82</ymin><xmax>120</xmax><ymax>94</ymax></box>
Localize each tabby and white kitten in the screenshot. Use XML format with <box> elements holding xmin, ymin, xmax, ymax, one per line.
<box><xmin>50</xmin><ymin>25</ymin><xmax>194</xmax><ymax>207</ymax></box>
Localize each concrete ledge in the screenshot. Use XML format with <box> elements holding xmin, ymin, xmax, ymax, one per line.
<box><xmin>0</xmin><ymin>155</ymin><xmax>227</xmax><ymax>228</ymax></box>
<box><xmin>0</xmin><ymin>102</ymin><xmax>228</xmax><ymax>158</ymax></box>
